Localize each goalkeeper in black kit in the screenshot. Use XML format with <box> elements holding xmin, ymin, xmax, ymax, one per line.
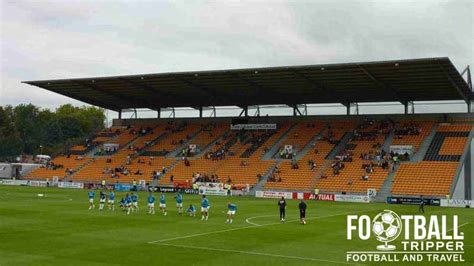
<box><xmin>278</xmin><ymin>197</ymin><xmax>286</xmax><ymax>222</ymax></box>
<box><xmin>299</xmin><ymin>199</ymin><xmax>307</xmax><ymax>225</ymax></box>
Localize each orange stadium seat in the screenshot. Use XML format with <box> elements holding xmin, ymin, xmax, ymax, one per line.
<box><xmin>391</xmin><ymin>124</ymin><xmax>471</xmax><ymax>196</ymax></box>
<box><xmin>22</xmin><ymin>118</ymin><xmax>472</xmax><ymax>199</ymax></box>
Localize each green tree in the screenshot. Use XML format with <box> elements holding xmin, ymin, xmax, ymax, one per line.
<box><xmin>0</xmin><ymin>104</ymin><xmax>105</xmax><ymax>160</ymax></box>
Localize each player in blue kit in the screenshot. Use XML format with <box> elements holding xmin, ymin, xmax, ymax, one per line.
<box><xmin>226</xmin><ymin>202</ymin><xmax>237</xmax><ymax>224</ymax></box>
<box><xmin>88</xmin><ymin>190</ymin><xmax>95</xmax><ymax>210</ymax></box>
<box><xmin>108</xmin><ymin>191</ymin><xmax>115</xmax><ymax>211</ymax></box>
<box><xmin>201</xmin><ymin>195</ymin><xmax>210</xmax><ymax>221</ymax></box>
<box><xmin>119</xmin><ymin>198</ymin><xmax>126</xmax><ymax>211</ymax></box>
<box><xmin>125</xmin><ymin>193</ymin><xmax>132</xmax><ymax>215</ymax></box>
<box><xmin>131</xmin><ymin>192</ymin><xmax>139</xmax><ymax>213</ymax></box>
<box><xmin>159</xmin><ymin>192</ymin><xmax>167</xmax><ymax>216</ymax></box>
<box><xmin>99</xmin><ymin>191</ymin><xmax>106</xmax><ymax>211</ymax></box>
<box><xmin>174</xmin><ymin>192</ymin><xmax>183</xmax><ymax>215</ymax></box>
<box><xmin>187</xmin><ymin>204</ymin><xmax>196</xmax><ymax>217</ymax></box>
<box><xmin>147</xmin><ymin>193</ymin><xmax>156</xmax><ymax>215</ymax></box>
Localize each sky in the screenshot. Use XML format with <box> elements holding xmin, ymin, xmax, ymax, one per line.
<box><xmin>1</xmin><ymin>0</ymin><xmax>473</xmax><ymax>119</ymax></box>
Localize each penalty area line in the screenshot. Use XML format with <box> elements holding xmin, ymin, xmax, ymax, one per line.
<box><xmin>154</xmin><ymin>242</ymin><xmax>357</xmax><ymax>265</ymax></box>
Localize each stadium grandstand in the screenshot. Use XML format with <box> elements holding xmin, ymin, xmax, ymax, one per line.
<box><xmin>17</xmin><ymin>57</ymin><xmax>473</xmax><ymax>201</ymax></box>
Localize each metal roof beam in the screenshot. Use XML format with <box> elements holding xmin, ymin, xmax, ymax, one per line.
<box><xmin>460</xmin><ymin>65</ymin><xmax>472</xmax><ymax>94</ymax></box>
<box><xmin>173</xmin><ymin>76</ymin><xmax>215</xmax><ymax>100</ymax></box>
<box><xmin>357</xmin><ymin>65</ymin><xmax>404</xmax><ymax>103</ymax></box>
<box><xmin>291</xmin><ymin>70</ymin><xmax>327</xmax><ymax>93</ymax></box>
<box><xmin>118</xmin><ymin>77</ymin><xmax>175</xmax><ymax>100</ymax></box>
<box><xmin>436</xmin><ymin>62</ymin><xmax>470</xmax><ymax>103</ymax></box>
<box><xmin>70</xmin><ymin>80</ymin><xmax>158</xmax><ymax>110</ymax></box>
<box><xmin>226</xmin><ymin>72</ymin><xmax>265</xmax><ymax>98</ymax></box>
<box><xmin>40</xmin><ymin>84</ymin><xmax>122</xmax><ymax>111</ymax></box>
<box><xmin>291</xmin><ymin>70</ymin><xmax>349</xmax><ymax>107</ymax></box>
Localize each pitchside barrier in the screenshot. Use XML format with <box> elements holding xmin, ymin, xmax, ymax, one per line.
<box><xmin>0</xmin><ymin>179</ymin><xmax>29</xmax><ymax>186</ymax></box>
<box><xmin>440</xmin><ymin>199</ymin><xmax>473</xmax><ymax>208</ymax></box>
<box><xmin>387</xmin><ymin>196</ymin><xmax>441</xmax><ymax>206</ymax></box>
<box><xmin>255</xmin><ymin>191</ymin><xmax>371</xmax><ymax>203</ymax></box>
<box><xmin>0</xmin><ymin>180</ymin><xmax>470</xmax><ymax>207</ymax></box>
<box><xmin>148</xmin><ymin>186</ymin><xmax>198</xmax><ymax>194</ymax></box>
<box><xmin>57</xmin><ymin>182</ymin><xmax>84</xmax><ymax>189</ymax></box>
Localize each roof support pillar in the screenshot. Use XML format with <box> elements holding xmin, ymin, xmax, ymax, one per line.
<box><xmin>169</xmin><ymin>107</ymin><xmax>175</xmax><ymax>118</ymax></box>
<box><xmin>118</xmin><ymin>110</ymin><xmax>122</xmax><ymax>119</ymax></box>
<box><xmin>239</xmin><ymin>106</ymin><xmax>249</xmax><ymax>117</ymax></box>
<box><xmin>254</xmin><ymin>106</ymin><xmax>260</xmax><ymax>117</ymax></box>
<box><xmin>157</xmin><ymin>108</ymin><xmax>161</xmax><ymax>118</ymax></box>
<box><xmin>210</xmin><ymin>106</ymin><xmax>216</xmax><ymax>117</ymax></box>
<box><xmin>199</xmin><ymin>107</ymin><xmax>203</xmax><ymax>118</ymax></box>
<box><xmin>464</xmin><ymin>140</ymin><xmax>472</xmax><ymax>200</ymax></box>
<box><xmin>238</xmin><ymin>107</ymin><xmax>246</xmax><ymax>117</ymax></box>
<box><xmin>293</xmin><ymin>105</ymin><xmax>303</xmax><ymax>116</ymax></box>
<box><xmin>403</xmin><ymin>101</ymin><xmax>415</xmax><ymax>114</ymax></box>
<box><xmin>346</xmin><ymin>103</ymin><xmax>359</xmax><ymax>115</ymax></box>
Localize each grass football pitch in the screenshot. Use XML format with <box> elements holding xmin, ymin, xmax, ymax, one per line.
<box><xmin>0</xmin><ymin>186</ymin><xmax>472</xmax><ymax>265</ymax></box>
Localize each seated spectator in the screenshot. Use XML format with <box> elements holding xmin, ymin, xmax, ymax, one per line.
<box><xmin>134</xmin><ymin>170</ymin><xmax>143</xmax><ymax>175</ymax></box>
<box><xmin>183</xmin><ymin>158</ymin><xmax>190</xmax><ymax>167</ymax></box>
<box><xmin>274</xmin><ymin>166</ymin><xmax>281</xmax><ymax>173</ymax></box>
<box><xmin>365</xmin><ymin>165</ymin><xmax>373</xmax><ymax>174</ymax></box>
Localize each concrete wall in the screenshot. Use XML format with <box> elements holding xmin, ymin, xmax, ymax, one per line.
<box><xmin>452</xmin><ymin>139</ymin><xmax>474</xmax><ymax>200</ymax></box>
<box><xmin>0</xmin><ymin>163</ymin><xmax>40</xmax><ymax>179</ymax></box>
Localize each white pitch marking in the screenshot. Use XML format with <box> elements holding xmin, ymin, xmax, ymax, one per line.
<box><xmin>148</xmin><ymin>209</ymin><xmax>372</xmax><ymax>244</ymax></box>
<box><xmin>245</xmin><ymin>209</ymin><xmax>371</xmax><ymax>226</ymax></box>
<box><xmin>155</xmin><ymin>242</ymin><xmax>357</xmax><ymax>265</ymax></box>
<box><xmin>245</xmin><ymin>214</ymin><xmax>275</xmax><ymax>226</ymax></box>
<box><xmin>148</xmin><ymin>225</ymin><xmax>255</xmax><ymax>244</ymax></box>
<box><xmin>447</xmin><ymin>222</ymin><xmax>469</xmax><ymax>232</ymax></box>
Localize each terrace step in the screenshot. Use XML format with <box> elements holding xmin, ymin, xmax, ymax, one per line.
<box><xmin>411</xmin><ymin>124</ymin><xmax>438</xmax><ymax>162</ymax></box>
<box><xmin>325</xmin><ymin>132</ymin><xmax>353</xmax><ymax>160</ymax></box>
<box><xmin>373</xmin><ymin>164</ymin><xmax>400</xmax><ymax>202</ymax></box>
<box><xmin>261</xmin><ymin>123</ymin><xmax>298</xmax><ymax>160</ymax></box>
<box><xmin>250</xmin><ymin>160</ymin><xmax>281</xmax><ymax>195</ymax></box>
<box><xmin>381</xmin><ymin>129</ymin><xmax>395</xmax><ymax>152</ymax></box>
<box><xmin>449</xmin><ymin>126</ymin><xmax>474</xmax><ymax>196</ymax></box>
<box><xmin>166</xmin><ymin>127</ymin><xmax>203</xmax><ymax>158</ymax></box>
<box><xmin>191</xmin><ymin>131</ymin><xmax>230</xmax><ymax>158</ymax></box>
